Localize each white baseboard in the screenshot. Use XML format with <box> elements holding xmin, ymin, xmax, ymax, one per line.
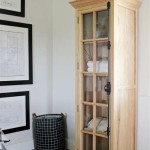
<box><xmin>5</xmin><ymin>141</ymin><xmax>34</xmax><ymax>150</ymax></box>
<box><xmin>67</xmin><ymin>139</ymin><xmax>75</xmax><ymax>150</ymax></box>
<box><xmin>5</xmin><ymin>139</ymin><xmax>75</xmax><ymax>150</ymax></box>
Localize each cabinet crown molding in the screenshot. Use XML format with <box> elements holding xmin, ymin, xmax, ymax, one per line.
<box><xmin>70</xmin><ymin>0</ymin><xmax>141</xmax><ymax>10</ymax></box>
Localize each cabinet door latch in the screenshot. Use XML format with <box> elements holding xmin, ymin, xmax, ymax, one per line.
<box><xmin>104</xmin><ymin>82</ymin><xmax>111</xmax><ymax>95</ymax></box>
<box><xmin>107</xmin><ymin>127</ymin><xmax>110</xmax><ymax>136</ymax></box>
<box><xmin>107</xmin><ymin>41</ymin><xmax>111</xmax><ymax>50</ymax></box>
<box><xmin>107</xmin><ymin>1</ymin><xmax>111</xmax><ymax>9</ymax></box>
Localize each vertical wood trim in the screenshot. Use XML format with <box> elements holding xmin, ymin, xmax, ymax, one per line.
<box><xmin>93</xmin><ymin>11</ymin><xmax>97</xmax><ymax>150</ymax></box>
<box><xmin>78</xmin><ymin>11</ymin><xmax>83</xmax><ymax>150</ymax></box>
<box><xmin>134</xmin><ymin>10</ymin><xmax>138</xmax><ymax>150</ymax></box>
<box><xmin>93</xmin><ymin>135</ymin><xmax>96</xmax><ymax>150</ymax></box>
<box><xmin>93</xmin><ymin>11</ymin><xmax>96</xmax><ymax>40</ymax></box>
<box><xmin>93</xmin><ymin>11</ymin><xmax>97</xmax><ymax>73</ymax></box>
<box><xmin>110</xmin><ymin>1</ymin><xmax>115</xmax><ymax>150</ymax></box>
<box><xmin>93</xmin><ymin>74</ymin><xmax>96</xmax><ymax>150</ymax></box>
<box><xmin>80</xmin><ymin>13</ymin><xmax>83</xmax><ymax>72</ymax></box>
<box><xmin>75</xmin><ymin>10</ymin><xmax>80</xmax><ymax>150</ymax></box>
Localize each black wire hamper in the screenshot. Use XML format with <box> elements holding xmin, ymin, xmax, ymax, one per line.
<box><xmin>32</xmin><ymin>113</ymin><xmax>65</xmax><ymax>150</ymax></box>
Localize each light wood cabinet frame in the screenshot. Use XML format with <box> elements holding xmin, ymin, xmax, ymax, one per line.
<box><xmin>70</xmin><ymin>0</ymin><xmax>141</xmax><ymax>150</ymax></box>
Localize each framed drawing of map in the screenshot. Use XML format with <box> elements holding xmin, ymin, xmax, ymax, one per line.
<box><xmin>0</xmin><ymin>0</ymin><xmax>25</xmax><ymax>17</ymax></box>
<box><xmin>0</xmin><ymin>20</ymin><xmax>33</xmax><ymax>86</ymax></box>
<box><xmin>0</xmin><ymin>91</ymin><xmax>30</xmax><ymax>134</ymax></box>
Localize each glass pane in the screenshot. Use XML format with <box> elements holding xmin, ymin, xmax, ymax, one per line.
<box><xmin>83</xmin><ymin>134</ymin><xmax>93</xmax><ymax>150</ymax></box>
<box><xmin>83</xmin><ymin>76</ymin><xmax>93</xmax><ymax>102</ymax></box>
<box><xmin>83</xmin><ymin>105</ymin><xmax>93</xmax><ymax>131</ymax></box>
<box><xmin>96</xmin><ymin>42</ymin><xmax>108</xmax><ymax>73</ymax></box>
<box><xmin>96</xmin><ymin>77</ymin><xmax>107</xmax><ymax>104</ymax></box>
<box><xmin>83</xmin><ymin>13</ymin><xmax>93</xmax><ymax>39</ymax></box>
<box><xmin>96</xmin><ymin>10</ymin><xmax>108</xmax><ymax>38</ymax></box>
<box><xmin>96</xmin><ymin>106</ymin><xmax>108</xmax><ymax>133</ymax></box>
<box><xmin>96</xmin><ymin>136</ymin><xmax>108</xmax><ymax>150</ymax></box>
<box><xmin>83</xmin><ymin>43</ymin><xmax>93</xmax><ymax>72</ymax></box>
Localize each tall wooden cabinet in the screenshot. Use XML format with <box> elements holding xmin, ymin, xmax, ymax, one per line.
<box><xmin>70</xmin><ymin>0</ymin><xmax>141</xmax><ymax>150</ymax></box>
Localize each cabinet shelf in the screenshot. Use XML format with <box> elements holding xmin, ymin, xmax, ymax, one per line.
<box><xmin>82</xmin><ymin>101</ymin><xmax>108</xmax><ymax>108</ymax></box>
<box><xmin>96</xmin><ymin>100</ymin><xmax>108</xmax><ymax>107</ymax></box>
<box><xmin>96</xmin><ymin>103</ymin><xmax>108</xmax><ymax>108</ymax></box>
<box><xmin>82</xmin><ymin>128</ymin><xmax>108</xmax><ymax>139</ymax></box>
<box><xmin>96</xmin><ymin>132</ymin><xmax>108</xmax><ymax>139</ymax></box>
<box><xmin>82</xmin><ymin>72</ymin><xmax>108</xmax><ymax>76</ymax></box>
<box><xmin>82</xmin><ymin>128</ymin><xmax>93</xmax><ymax>135</ymax></box>
<box><xmin>82</xmin><ymin>37</ymin><xmax>108</xmax><ymax>43</ymax></box>
<box><xmin>82</xmin><ymin>101</ymin><xmax>93</xmax><ymax>106</ymax></box>
<box><xmin>96</xmin><ymin>72</ymin><xmax>108</xmax><ymax>76</ymax></box>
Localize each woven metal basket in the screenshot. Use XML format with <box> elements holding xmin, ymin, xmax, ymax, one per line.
<box><xmin>32</xmin><ymin>113</ymin><xmax>65</xmax><ymax>150</ymax></box>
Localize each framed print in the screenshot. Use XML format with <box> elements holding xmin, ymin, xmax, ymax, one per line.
<box><xmin>0</xmin><ymin>0</ymin><xmax>25</xmax><ymax>17</ymax></box>
<box><xmin>0</xmin><ymin>91</ymin><xmax>30</xmax><ymax>134</ymax></box>
<box><xmin>0</xmin><ymin>20</ymin><xmax>33</xmax><ymax>86</ymax></box>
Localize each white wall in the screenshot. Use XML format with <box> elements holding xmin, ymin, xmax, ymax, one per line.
<box><xmin>52</xmin><ymin>0</ymin><xmax>76</xmax><ymax>149</ymax></box>
<box><xmin>0</xmin><ymin>0</ymin><xmax>53</xmax><ymax>149</ymax></box>
<box><xmin>0</xmin><ymin>0</ymin><xmax>149</xmax><ymax>149</ymax></box>
<box><xmin>52</xmin><ymin>0</ymin><xmax>150</xmax><ymax>150</ymax></box>
<box><xmin>138</xmin><ymin>0</ymin><xmax>150</xmax><ymax>150</ymax></box>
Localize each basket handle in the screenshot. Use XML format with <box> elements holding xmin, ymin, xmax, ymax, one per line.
<box><xmin>32</xmin><ymin>113</ymin><xmax>37</xmax><ymax>118</ymax></box>
<box><xmin>61</xmin><ymin>113</ymin><xmax>64</xmax><ymax>117</ymax></box>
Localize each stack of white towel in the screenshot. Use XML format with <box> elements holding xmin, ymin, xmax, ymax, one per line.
<box><xmin>87</xmin><ymin>117</ymin><xmax>108</xmax><ymax>132</ymax></box>
<box><xmin>87</xmin><ymin>60</ymin><xmax>108</xmax><ymax>72</ymax></box>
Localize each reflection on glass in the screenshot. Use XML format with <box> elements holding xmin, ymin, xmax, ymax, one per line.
<box><xmin>83</xmin><ymin>13</ymin><xmax>93</xmax><ymax>39</ymax></box>
<box><xmin>83</xmin><ymin>134</ymin><xmax>93</xmax><ymax>150</ymax></box>
<box><xmin>96</xmin><ymin>10</ymin><xmax>108</xmax><ymax>38</ymax></box>
<box><xmin>83</xmin><ymin>43</ymin><xmax>93</xmax><ymax>72</ymax></box>
<box><xmin>96</xmin><ymin>42</ymin><xmax>108</xmax><ymax>73</ymax></box>
<box><xmin>96</xmin><ymin>77</ymin><xmax>107</xmax><ymax>103</ymax></box>
<box><xmin>96</xmin><ymin>106</ymin><xmax>108</xmax><ymax>133</ymax></box>
<box><xmin>84</xmin><ymin>76</ymin><xmax>93</xmax><ymax>102</ymax></box>
<box><xmin>96</xmin><ymin>136</ymin><xmax>108</xmax><ymax>150</ymax></box>
<box><xmin>83</xmin><ymin>105</ymin><xmax>93</xmax><ymax>130</ymax></box>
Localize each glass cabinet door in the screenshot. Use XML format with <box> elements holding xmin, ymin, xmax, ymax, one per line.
<box><xmin>80</xmin><ymin>7</ymin><xmax>109</xmax><ymax>150</ymax></box>
<box><xmin>83</xmin><ymin>43</ymin><xmax>93</xmax><ymax>72</ymax></box>
<box><xmin>83</xmin><ymin>75</ymin><xmax>93</xmax><ymax>102</ymax></box>
<box><xmin>83</xmin><ymin>13</ymin><xmax>93</xmax><ymax>39</ymax></box>
<box><xmin>96</xmin><ymin>106</ymin><xmax>108</xmax><ymax>134</ymax></box>
<box><xmin>96</xmin><ymin>76</ymin><xmax>108</xmax><ymax>105</ymax></box>
<box><xmin>83</xmin><ymin>105</ymin><xmax>93</xmax><ymax>132</ymax></box>
<box><xmin>96</xmin><ymin>136</ymin><xmax>108</xmax><ymax>150</ymax></box>
<box><xmin>96</xmin><ymin>42</ymin><xmax>108</xmax><ymax>73</ymax></box>
<box><xmin>96</xmin><ymin>10</ymin><xmax>108</xmax><ymax>38</ymax></box>
<box><xmin>83</xmin><ymin>134</ymin><xmax>93</xmax><ymax>150</ymax></box>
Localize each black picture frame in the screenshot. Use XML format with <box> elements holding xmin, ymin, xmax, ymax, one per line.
<box><xmin>0</xmin><ymin>0</ymin><xmax>25</xmax><ymax>17</ymax></box>
<box><xmin>0</xmin><ymin>91</ymin><xmax>30</xmax><ymax>134</ymax></box>
<box><xmin>0</xmin><ymin>20</ymin><xmax>33</xmax><ymax>86</ymax></box>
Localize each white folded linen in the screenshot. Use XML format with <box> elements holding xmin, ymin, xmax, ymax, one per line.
<box><xmin>87</xmin><ymin>67</ymin><xmax>108</xmax><ymax>73</ymax></box>
<box><xmin>87</xmin><ymin>61</ymin><xmax>100</xmax><ymax>68</ymax></box>
<box><xmin>87</xmin><ymin>117</ymin><xmax>103</xmax><ymax>129</ymax></box>
<box><xmin>87</xmin><ymin>117</ymin><xmax>108</xmax><ymax>133</ymax></box>
<box><xmin>87</xmin><ymin>67</ymin><xmax>99</xmax><ymax>72</ymax></box>
<box><xmin>87</xmin><ymin>67</ymin><xmax>108</xmax><ymax>72</ymax></box>
<box><xmin>87</xmin><ymin>68</ymin><xmax>93</xmax><ymax>72</ymax></box>
<box><xmin>99</xmin><ymin>60</ymin><xmax>108</xmax><ymax>68</ymax></box>
<box><xmin>87</xmin><ymin>60</ymin><xmax>108</xmax><ymax>72</ymax></box>
<box><xmin>99</xmin><ymin>67</ymin><xmax>108</xmax><ymax>72</ymax></box>
<box><xmin>97</xmin><ymin>118</ymin><xmax>108</xmax><ymax>132</ymax></box>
